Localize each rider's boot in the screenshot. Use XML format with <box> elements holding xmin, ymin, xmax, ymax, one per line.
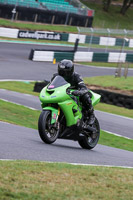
<box><xmin>87</xmin><ymin>107</ymin><xmax>95</xmax><ymax>125</ymax></box>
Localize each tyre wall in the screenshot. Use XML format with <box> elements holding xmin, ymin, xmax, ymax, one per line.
<box><xmin>93</xmin><ymin>89</ymin><xmax>133</xmax><ymax>109</ymax></box>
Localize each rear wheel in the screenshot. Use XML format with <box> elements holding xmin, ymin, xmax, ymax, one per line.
<box><xmin>78</xmin><ymin>118</ymin><xmax>100</xmax><ymax>149</ymax></box>
<box><xmin>38</xmin><ymin>110</ymin><xmax>59</xmax><ymax>144</ymax></box>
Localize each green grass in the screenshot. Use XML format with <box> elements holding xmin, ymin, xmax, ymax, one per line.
<box><xmin>0</xmin><ymin>99</ymin><xmax>132</xmax><ymax>152</ymax></box>
<box><xmin>1</xmin><ymin>76</ymin><xmax>133</xmax><ymax>95</ymax></box>
<box><xmin>0</xmin><ymin>161</ymin><xmax>132</xmax><ymax>200</ymax></box>
<box><xmin>0</xmin><ymin>99</ymin><xmax>40</xmax><ymax>129</ymax></box>
<box><xmin>84</xmin><ymin>76</ymin><xmax>133</xmax><ymax>91</ymax></box>
<box><xmin>0</xmin><ymin>36</ymin><xmax>74</xmax><ymax>46</ymax></box>
<box><xmin>95</xmin><ymin>103</ymin><xmax>133</xmax><ymax>119</ymax></box>
<box><xmin>0</xmin><ymin>80</ymin><xmax>133</xmax><ymax>119</ymax></box>
<box><xmin>99</xmin><ymin>130</ymin><xmax>133</xmax><ymax>151</ymax></box>
<box><xmin>0</xmin><ymin>81</ymin><xmax>38</xmax><ymax>96</ymax></box>
<box><xmin>78</xmin><ymin>62</ymin><xmax>133</xmax><ymax>68</ymax></box>
<box><xmin>81</xmin><ymin>1</ymin><xmax>133</xmax><ymax>30</ymax></box>
<box><xmin>0</xmin><ymin>18</ymin><xmax>77</xmax><ymax>33</ymax></box>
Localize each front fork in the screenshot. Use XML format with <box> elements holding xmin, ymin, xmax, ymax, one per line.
<box><xmin>56</xmin><ymin>107</ymin><xmax>60</xmax><ymax>123</ymax></box>
<box><xmin>42</xmin><ymin>106</ymin><xmax>60</xmax><ymax>124</ymax></box>
<box><xmin>45</xmin><ymin>107</ymin><xmax>60</xmax><ymax>133</ymax></box>
<box><xmin>53</xmin><ymin>107</ymin><xmax>60</xmax><ymax>131</ymax></box>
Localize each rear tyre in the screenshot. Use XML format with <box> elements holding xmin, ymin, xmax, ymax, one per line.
<box><xmin>78</xmin><ymin>118</ymin><xmax>100</xmax><ymax>149</ymax></box>
<box><xmin>38</xmin><ymin>110</ymin><xmax>59</xmax><ymax>144</ymax></box>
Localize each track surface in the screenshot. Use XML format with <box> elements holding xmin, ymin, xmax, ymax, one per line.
<box><xmin>0</xmin><ymin>41</ymin><xmax>133</xmax><ymax>167</ymax></box>
<box><xmin>0</xmin><ymin>121</ymin><xmax>133</xmax><ymax>167</ymax></box>
<box><xmin>0</xmin><ymin>42</ymin><xmax>133</xmax><ymax>81</ymax></box>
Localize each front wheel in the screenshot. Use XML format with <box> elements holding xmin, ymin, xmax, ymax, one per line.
<box><xmin>38</xmin><ymin>110</ymin><xmax>59</xmax><ymax>144</ymax></box>
<box><xmin>78</xmin><ymin>118</ymin><xmax>100</xmax><ymax>149</ymax></box>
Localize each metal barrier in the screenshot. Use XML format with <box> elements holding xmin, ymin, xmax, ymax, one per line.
<box><xmin>78</xmin><ymin>27</ymin><xmax>133</xmax><ymax>36</ymax></box>
<box><xmin>77</xmin><ymin>27</ymin><xmax>133</xmax><ymax>52</ymax></box>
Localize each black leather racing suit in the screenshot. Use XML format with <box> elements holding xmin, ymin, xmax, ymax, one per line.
<box><xmin>51</xmin><ymin>72</ymin><xmax>93</xmax><ymax>114</ymax></box>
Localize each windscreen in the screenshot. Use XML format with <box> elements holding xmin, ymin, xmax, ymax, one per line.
<box><xmin>48</xmin><ymin>75</ymin><xmax>68</xmax><ymax>89</ymax></box>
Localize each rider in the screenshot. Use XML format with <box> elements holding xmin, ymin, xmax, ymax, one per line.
<box><xmin>52</xmin><ymin>59</ymin><xmax>95</xmax><ymax>125</ymax></box>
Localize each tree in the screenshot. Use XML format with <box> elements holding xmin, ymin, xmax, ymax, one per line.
<box><xmin>120</xmin><ymin>0</ymin><xmax>133</xmax><ymax>15</ymax></box>
<box><xmin>103</xmin><ymin>0</ymin><xmax>112</xmax><ymax>12</ymax></box>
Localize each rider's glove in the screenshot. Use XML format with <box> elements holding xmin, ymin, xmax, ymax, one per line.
<box><xmin>72</xmin><ymin>90</ymin><xmax>80</xmax><ymax>96</ymax></box>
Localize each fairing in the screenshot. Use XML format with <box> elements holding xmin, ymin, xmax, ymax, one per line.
<box><xmin>39</xmin><ymin>76</ymin><xmax>101</xmax><ymax>126</ymax></box>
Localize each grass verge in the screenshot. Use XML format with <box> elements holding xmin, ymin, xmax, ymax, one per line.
<box><xmin>81</xmin><ymin>1</ymin><xmax>133</xmax><ymax>30</ymax></box>
<box><xmin>0</xmin><ymin>18</ymin><xmax>77</xmax><ymax>33</ymax></box>
<box><xmin>0</xmin><ymin>80</ymin><xmax>133</xmax><ymax>119</ymax></box>
<box><xmin>1</xmin><ymin>77</ymin><xmax>133</xmax><ymax>96</ymax></box>
<box><xmin>0</xmin><ymin>36</ymin><xmax>74</xmax><ymax>46</ymax></box>
<box><xmin>0</xmin><ymin>160</ymin><xmax>133</xmax><ymax>200</ymax></box>
<box><xmin>0</xmin><ymin>99</ymin><xmax>132</xmax><ymax>152</ymax></box>
<box><xmin>0</xmin><ymin>99</ymin><xmax>40</xmax><ymax>129</ymax></box>
<box><xmin>78</xmin><ymin>62</ymin><xmax>133</xmax><ymax>68</ymax></box>
<box><xmin>95</xmin><ymin>103</ymin><xmax>133</xmax><ymax>119</ymax></box>
<box><xmin>99</xmin><ymin>130</ymin><xmax>133</xmax><ymax>151</ymax></box>
<box><xmin>0</xmin><ymin>81</ymin><xmax>38</xmax><ymax>96</ymax></box>
<box><xmin>84</xmin><ymin>76</ymin><xmax>133</xmax><ymax>91</ymax></box>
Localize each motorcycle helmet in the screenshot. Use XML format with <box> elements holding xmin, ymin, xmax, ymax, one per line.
<box><xmin>58</xmin><ymin>59</ymin><xmax>74</xmax><ymax>79</ymax></box>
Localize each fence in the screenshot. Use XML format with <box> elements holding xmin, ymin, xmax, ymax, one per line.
<box><xmin>77</xmin><ymin>27</ymin><xmax>133</xmax><ymax>52</ymax></box>
<box><xmin>78</xmin><ymin>27</ymin><xmax>133</xmax><ymax>36</ymax></box>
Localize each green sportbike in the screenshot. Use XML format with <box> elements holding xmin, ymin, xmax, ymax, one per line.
<box><xmin>38</xmin><ymin>75</ymin><xmax>101</xmax><ymax>149</ymax></box>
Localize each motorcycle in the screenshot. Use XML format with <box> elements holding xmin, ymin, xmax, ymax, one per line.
<box><xmin>38</xmin><ymin>75</ymin><xmax>101</xmax><ymax>149</ymax></box>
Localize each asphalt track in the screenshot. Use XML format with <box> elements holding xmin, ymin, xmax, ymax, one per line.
<box><xmin>0</xmin><ymin>42</ymin><xmax>133</xmax><ymax>81</ymax></box>
<box><xmin>0</xmin><ymin>41</ymin><xmax>133</xmax><ymax>167</ymax></box>
<box><xmin>0</xmin><ymin>121</ymin><xmax>133</xmax><ymax>167</ymax></box>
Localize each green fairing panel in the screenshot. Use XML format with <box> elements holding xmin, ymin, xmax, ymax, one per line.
<box><xmin>43</xmin><ymin>106</ymin><xmax>58</xmax><ymax>124</ymax></box>
<box><xmin>40</xmin><ymin>82</ymin><xmax>101</xmax><ymax>126</ymax></box>
<box><xmin>39</xmin><ymin>84</ymin><xmax>70</xmax><ymax>104</ymax></box>
<box><xmin>59</xmin><ymin>100</ymin><xmax>82</xmax><ymax>127</ymax></box>
<box><xmin>90</xmin><ymin>90</ymin><xmax>101</xmax><ymax>106</ymax></box>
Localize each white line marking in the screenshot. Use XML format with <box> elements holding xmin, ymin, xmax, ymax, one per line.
<box><xmin>69</xmin><ymin>163</ymin><xmax>133</xmax><ymax>169</ymax></box>
<box><xmin>0</xmin><ymin>160</ymin><xmax>132</xmax><ymax>168</ymax></box>
<box><xmin>0</xmin><ymin>79</ymin><xmax>37</xmax><ymax>82</ymax></box>
<box><xmin>1</xmin><ymin>118</ymin><xmax>132</xmax><ymax>140</ymax></box>
<box><xmin>0</xmin><ymin>121</ymin><xmax>13</xmax><ymax>125</ymax></box>
<box><xmin>0</xmin><ymin>159</ymin><xmax>17</xmax><ymax>161</ymax></box>
<box><xmin>76</xmin><ymin>63</ymin><xmax>133</xmax><ymax>70</ymax></box>
<box><xmin>0</xmin><ymin>89</ymin><xmax>37</xmax><ymax>98</ymax></box>
<box><xmin>102</xmin><ymin>129</ymin><xmax>133</xmax><ymax>140</ymax></box>
<box><xmin>0</xmin><ymin>98</ymin><xmax>38</xmax><ymax>110</ymax></box>
<box><xmin>96</xmin><ymin>109</ymin><xmax>133</xmax><ymax>121</ymax></box>
<box><xmin>0</xmin><ymin>39</ymin><xmax>73</xmax><ymax>47</ymax></box>
<box><xmin>0</xmin><ymin>85</ymin><xmax>133</xmax><ymax>139</ymax></box>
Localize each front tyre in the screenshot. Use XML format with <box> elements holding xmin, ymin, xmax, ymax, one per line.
<box><xmin>78</xmin><ymin>118</ymin><xmax>100</xmax><ymax>149</ymax></box>
<box><xmin>38</xmin><ymin>110</ymin><xmax>59</xmax><ymax>144</ymax></box>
